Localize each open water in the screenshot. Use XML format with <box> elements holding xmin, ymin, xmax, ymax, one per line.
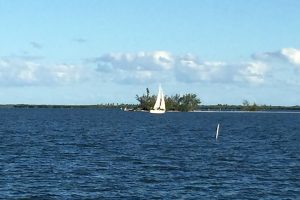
<box><xmin>0</xmin><ymin>109</ymin><xmax>299</xmax><ymax>199</ymax></box>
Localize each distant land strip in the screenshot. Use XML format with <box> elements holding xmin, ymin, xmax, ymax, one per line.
<box><xmin>0</xmin><ymin>104</ymin><xmax>300</xmax><ymax>111</ymax></box>
<box><xmin>0</xmin><ymin>104</ymin><xmax>129</xmax><ymax>109</ymax></box>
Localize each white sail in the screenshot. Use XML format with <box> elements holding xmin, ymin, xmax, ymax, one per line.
<box><xmin>160</xmin><ymin>89</ymin><xmax>166</xmax><ymax>110</ymax></box>
<box><xmin>150</xmin><ymin>85</ymin><xmax>166</xmax><ymax>114</ymax></box>
<box><xmin>153</xmin><ymin>86</ymin><xmax>162</xmax><ymax>110</ymax></box>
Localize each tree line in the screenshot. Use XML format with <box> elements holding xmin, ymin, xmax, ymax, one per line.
<box><xmin>135</xmin><ymin>88</ymin><xmax>201</xmax><ymax>112</ymax></box>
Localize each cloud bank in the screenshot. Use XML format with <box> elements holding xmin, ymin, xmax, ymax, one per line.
<box><xmin>0</xmin><ymin>56</ymin><xmax>88</xmax><ymax>86</ymax></box>
<box><xmin>92</xmin><ymin>49</ymin><xmax>300</xmax><ymax>86</ymax></box>
<box><xmin>1</xmin><ymin>48</ymin><xmax>300</xmax><ymax>88</ymax></box>
<box><xmin>93</xmin><ymin>51</ymin><xmax>174</xmax><ymax>84</ymax></box>
<box><xmin>253</xmin><ymin>48</ymin><xmax>300</xmax><ymax>66</ymax></box>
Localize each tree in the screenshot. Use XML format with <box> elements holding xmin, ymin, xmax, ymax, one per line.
<box><xmin>178</xmin><ymin>93</ymin><xmax>201</xmax><ymax>112</ymax></box>
<box><xmin>249</xmin><ymin>103</ymin><xmax>258</xmax><ymax>111</ymax></box>
<box><xmin>146</xmin><ymin>88</ymin><xmax>150</xmax><ymax>98</ymax></box>
<box><xmin>136</xmin><ymin>89</ymin><xmax>201</xmax><ymax>112</ymax></box>
<box><xmin>135</xmin><ymin>88</ymin><xmax>155</xmax><ymax>110</ymax></box>
<box><xmin>165</xmin><ymin>94</ymin><xmax>181</xmax><ymax>111</ymax></box>
<box><xmin>242</xmin><ymin>100</ymin><xmax>258</xmax><ymax>111</ymax></box>
<box><xmin>242</xmin><ymin>100</ymin><xmax>250</xmax><ymax>107</ymax></box>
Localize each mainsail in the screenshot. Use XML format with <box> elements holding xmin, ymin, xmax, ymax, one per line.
<box><xmin>150</xmin><ymin>85</ymin><xmax>166</xmax><ymax>114</ymax></box>
<box><xmin>160</xmin><ymin>89</ymin><xmax>165</xmax><ymax>110</ymax></box>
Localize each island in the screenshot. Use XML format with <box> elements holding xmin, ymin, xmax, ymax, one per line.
<box><xmin>0</xmin><ymin>89</ymin><xmax>299</xmax><ymax>112</ymax></box>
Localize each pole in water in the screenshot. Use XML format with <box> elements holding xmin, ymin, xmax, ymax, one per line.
<box><xmin>216</xmin><ymin>123</ymin><xmax>220</xmax><ymax>140</ymax></box>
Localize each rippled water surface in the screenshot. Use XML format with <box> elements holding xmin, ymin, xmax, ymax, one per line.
<box><xmin>0</xmin><ymin>109</ymin><xmax>299</xmax><ymax>199</ymax></box>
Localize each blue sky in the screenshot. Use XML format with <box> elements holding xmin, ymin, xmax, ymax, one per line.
<box><xmin>1</xmin><ymin>0</ymin><xmax>300</xmax><ymax>105</ymax></box>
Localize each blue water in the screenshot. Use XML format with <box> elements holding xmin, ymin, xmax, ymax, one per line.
<box><xmin>0</xmin><ymin>109</ymin><xmax>299</xmax><ymax>199</ymax></box>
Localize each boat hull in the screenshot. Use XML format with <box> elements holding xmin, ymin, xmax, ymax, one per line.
<box><xmin>150</xmin><ymin>109</ymin><xmax>165</xmax><ymax>114</ymax></box>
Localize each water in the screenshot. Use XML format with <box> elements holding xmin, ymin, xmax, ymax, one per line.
<box><xmin>0</xmin><ymin>109</ymin><xmax>299</xmax><ymax>199</ymax></box>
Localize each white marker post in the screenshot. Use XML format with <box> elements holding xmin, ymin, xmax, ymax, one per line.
<box><xmin>216</xmin><ymin>123</ymin><xmax>220</xmax><ymax>140</ymax></box>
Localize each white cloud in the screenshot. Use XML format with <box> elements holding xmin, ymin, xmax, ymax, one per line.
<box><xmin>0</xmin><ymin>58</ymin><xmax>39</xmax><ymax>85</ymax></box>
<box><xmin>95</xmin><ymin>52</ymin><xmax>239</xmax><ymax>84</ymax></box>
<box><xmin>49</xmin><ymin>64</ymin><xmax>85</xmax><ymax>83</ymax></box>
<box><xmin>280</xmin><ymin>48</ymin><xmax>300</xmax><ymax>66</ymax></box>
<box><xmin>238</xmin><ymin>61</ymin><xmax>269</xmax><ymax>85</ymax></box>
<box><xmin>94</xmin><ymin>51</ymin><xmax>273</xmax><ymax>85</ymax></box>
<box><xmin>0</xmin><ymin>57</ymin><xmax>88</xmax><ymax>86</ymax></box>
<box><xmin>250</xmin><ymin>48</ymin><xmax>300</xmax><ymax>87</ymax></box>
<box><xmin>97</xmin><ymin>51</ymin><xmax>174</xmax><ymax>72</ymax></box>
<box><xmin>94</xmin><ymin>51</ymin><xmax>174</xmax><ymax>84</ymax></box>
<box><xmin>117</xmin><ymin>70</ymin><xmax>155</xmax><ymax>84</ymax></box>
<box><xmin>152</xmin><ymin>51</ymin><xmax>174</xmax><ymax>70</ymax></box>
<box><xmin>2</xmin><ymin>48</ymin><xmax>300</xmax><ymax>89</ymax></box>
<box><xmin>175</xmin><ymin>54</ymin><xmax>230</xmax><ymax>83</ymax></box>
<box><xmin>17</xmin><ymin>61</ymin><xmax>39</xmax><ymax>83</ymax></box>
<box><xmin>3</xmin><ymin>48</ymin><xmax>300</xmax><ymax>105</ymax></box>
<box><xmin>93</xmin><ymin>49</ymin><xmax>300</xmax><ymax>87</ymax></box>
<box><xmin>253</xmin><ymin>48</ymin><xmax>300</xmax><ymax>68</ymax></box>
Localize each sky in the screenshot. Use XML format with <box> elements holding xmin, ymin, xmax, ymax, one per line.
<box><xmin>0</xmin><ymin>0</ymin><xmax>300</xmax><ymax>105</ymax></box>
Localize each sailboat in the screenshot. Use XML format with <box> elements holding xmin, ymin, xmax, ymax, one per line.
<box><xmin>150</xmin><ymin>85</ymin><xmax>166</xmax><ymax>114</ymax></box>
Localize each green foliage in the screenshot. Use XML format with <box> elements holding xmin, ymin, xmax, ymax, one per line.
<box><xmin>165</xmin><ymin>94</ymin><xmax>181</xmax><ymax>111</ymax></box>
<box><xmin>242</xmin><ymin>100</ymin><xmax>259</xmax><ymax>111</ymax></box>
<box><xmin>178</xmin><ymin>93</ymin><xmax>201</xmax><ymax>112</ymax></box>
<box><xmin>242</xmin><ymin>99</ymin><xmax>250</xmax><ymax>107</ymax></box>
<box><xmin>136</xmin><ymin>89</ymin><xmax>201</xmax><ymax>111</ymax></box>
<box><xmin>135</xmin><ymin>88</ymin><xmax>156</xmax><ymax>111</ymax></box>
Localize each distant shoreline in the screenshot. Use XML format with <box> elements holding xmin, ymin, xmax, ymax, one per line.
<box><xmin>0</xmin><ymin>104</ymin><xmax>300</xmax><ymax>112</ymax></box>
<box><xmin>0</xmin><ymin>104</ymin><xmax>125</xmax><ymax>109</ymax></box>
<box><xmin>192</xmin><ymin>110</ymin><xmax>300</xmax><ymax>114</ymax></box>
